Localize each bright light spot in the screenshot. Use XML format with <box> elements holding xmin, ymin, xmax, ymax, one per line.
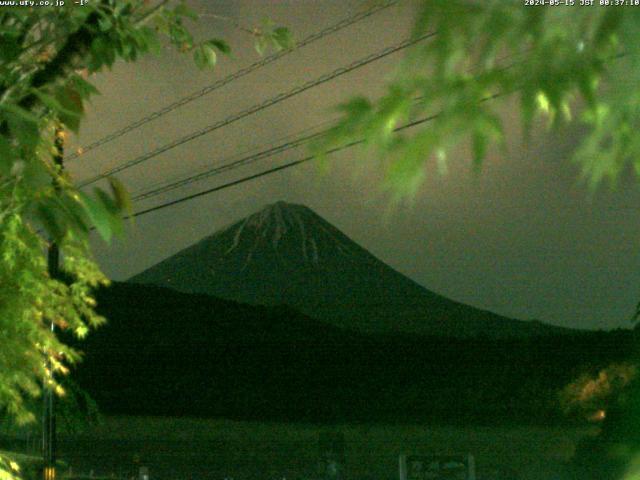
<box><xmin>536</xmin><ymin>92</ymin><xmax>551</xmax><ymax>114</ymax></box>
<box><xmin>436</xmin><ymin>149</ymin><xmax>448</xmax><ymax>175</ymax></box>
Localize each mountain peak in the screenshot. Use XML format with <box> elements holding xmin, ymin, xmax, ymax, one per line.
<box><xmin>130</xmin><ymin>202</ymin><xmax>573</xmax><ymax>338</ymax></box>
<box><xmin>254</xmin><ymin>200</ymin><xmax>317</xmax><ymax>224</ymax></box>
<box><xmin>268</xmin><ymin>200</ymin><xmax>304</xmax><ymax>210</ymax></box>
<box><xmin>243</xmin><ymin>200</ymin><xmax>312</xmax><ymax>233</ymax></box>
<box><xmin>222</xmin><ymin>201</ymin><xmax>358</xmax><ymax>264</ymax></box>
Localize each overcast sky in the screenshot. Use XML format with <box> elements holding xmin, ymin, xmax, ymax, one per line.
<box><xmin>67</xmin><ymin>0</ymin><xmax>640</xmax><ymax>331</ymax></box>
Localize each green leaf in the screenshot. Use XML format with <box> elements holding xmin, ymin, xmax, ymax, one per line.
<box><xmin>174</xmin><ymin>2</ymin><xmax>198</xmax><ymax>21</ymax></box>
<box><xmin>207</xmin><ymin>38</ymin><xmax>230</xmax><ymax>55</ymax></box>
<box><xmin>120</xmin><ymin>34</ymin><xmax>139</xmax><ymax>61</ymax></box>
<box><xmin>58</xmin><ymin>193</ymin><xmax>91</xmax><ymax>235</ymax></box>
<box><xmin>0</xmin><ymin>34</ymin><xmax>20</xmax><ymax>63</ymax></box>
<box><xmin>595</xmin><ymin>8</ymin><xmax>623</xmax><ymax>47</ymax></box>
<box><xmin>95</xmin><ymin>188</ymin><xmax>124</xmax><ymax>238</ymax></box>
<box><xmin>36</xmin><ymin>201</ymin><xmax>65</xmax><ymax>243</ymax></box>
<box><xmin>78</xmin><ymin>190</ymin><xmax>113</xmax><ymax>243</ymax></box>
<box><xmin>0</xmin><ymin>136</ymin><xmax>16</xmax><ymax>176</ymax></box>
<box><xmin>386</xmin><ymin>131</ymin><xmax>433</xmax><ymax>196</ymax></box>
<box><xmin>108</xmin><ymin>177</ymin><xmax>132</xmax><ymax>217</ymax></box>
<box><xmin>255</xmin><ymin>36</ymin><xmax>268</xmax><ymax>56</ymax></box>
<box><xmin>68</xmin><ymin>74</ymin><xmax>100</xmax><ymax>100</ymax></box>
<box><xmin>193</xmin><ymin>46</ymin><xmax>205</xmax><ymax>69</ymax></box>
<box><xmin>75</xmin><ymin>324</ymin><xmax>89</xmax><ymax>339</ymax></box>
<box><xmin>54</xmin><ymin>86</ymin><xmax>84</xmax><ymax>133</ymax></box>
<box><xmin>204</xmin><ymin>44</ymin><xmax>217</xmax><ymax>66</ymax></box>
<box><xmin>89</xmin><ymin>36</ymin><xmax>112</xmax><ymax>71</ymax></box>
<box><xmin>70</xmin><ymin>5</ymin><xmax>91</xmax><ymax>23</ymax></box>
<box><xmin>31</xmin><ymin>89</ymin><xmax>65</xmax><ymax>112</ymax></box>
<box><xmin>336</xmin><ymin>96</ymin><xmax>372</xmax><ymax>116</ymax></box>
<box><xmin>31</xmin><ymin>88</ymin><xmax>82</xmax><ymax>132</ymax></box>
<box><xmin>260</xmin><ymin>17</ymin><xmax>276</xmax><ymax>30</ymax></box>
<box><xmin>0</xmin><ymin>104</ymin><xmax>40</xmax><ymax>150</ymax></box>
<box><xmin>114</xmin><ymin>1</ymin><xmax>133</xmax><ymax>18</ymax></box>
<box><xmin>193</xmin><ymin>43</ymin><xmax>216</xmax><ymax>69</ymax></box>
<box><xmin>0</xmin><ymin>103</ymin><xmax>39</xmax><ymax>123</ymax></box>
<box><xmin>436</xmin><ymin>148</ymin><xmax>448</xmax><ymax>175</ymax></box>
<box><xmin>272</xmin><ymin>27</ymin><xmax>293</xmax><ymax>50</ymax></box>
<box><xmin>136</xmin><ymin>26</ymin><xmax>161</xmax><ymax>55</ymax></box>
<box><xmin>94</xmin><ymin>188</ymin><xmax>118</xmax><ymax>215</ymax></box>
<box><xmin>169</xmin><ymin>23</ymin><xmax>193</xmax><ymax>47</ymax></box>
<box><xmin>472</xmin><ymin>132</ymin><xmax>487</xmax><ymax>171</ymax></box>
<box><xmin>20</xmin><ymin>152</ymin><xmax>50</xmax><ymax>190</ymax></box>
<box><xmin>98</xmin><ymin>16</ymin><xmax>112</xmax><ymax>32</ymax></box>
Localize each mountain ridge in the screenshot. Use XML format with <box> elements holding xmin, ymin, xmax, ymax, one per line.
<box><xmin>74</xmin><ymin>281</ymin><xmax>634</xmax><ymax>422</ymax></box>
<box><xmin>130</xmin><ymin>201</ymin><xmax>575</xmax><ymax>338</ymax></box>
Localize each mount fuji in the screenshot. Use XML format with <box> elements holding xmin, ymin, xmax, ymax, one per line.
<box><xmin>130</xmin><ymin>201</ymin><xmax>572</xmax><ymax>338</ymax></box>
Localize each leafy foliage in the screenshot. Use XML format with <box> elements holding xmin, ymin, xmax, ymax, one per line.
<box><xmin>315</xmin><ymin>1</ymin><xmax>640</xmax><ymax>195</ymax></box>
<box><xmin>0</xmin><ymin>0</ymin><xmax>182</xmax><ymax>427</ymax></box>
<box><xmin>254</xmin><ymin>19</ymin><xmax>294</xmax><ymax>55</ymax></box>
<box><xmin>560</xmin><ymin>362</ymin><xmax>636</xmax><ymax>419</ymax></box>
<box><xmin>0</xmin><ymin>0</ymin><xmax>290</xmax><ymax>474</ymax></box>
<box><xmin>0</xmin><ymin>454</ymin><xmax>21</xmax><ymax>480</ymax></box>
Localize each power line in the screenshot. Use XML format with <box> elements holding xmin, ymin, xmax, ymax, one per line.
<box><xmin>133</xmin><ymin>96</ymin><xmax>427</xmax><ymax>202</ymax></box>
<box><xmin>128</xmin><ymin>91</ymin><xmax>506</xmax><ymax>220</ymax></box>
<box><xmin>67</xmin><ymin>0</ymin><xmax>398</xmax><ymax>161</ymax></box>
<box><xmin>132</xmin><ymin>117</ymin><xmax>336</xmax><ymax>200</ymax></box>
<box><xmin>78</xmin><ymin>31</ymin><xmax>436</xmax><ymax>188</ymax></box>
<box><xmin>132</xmin><ymin>127</ymin><xmax>324</xmax><ymax>201</ymax></box>
<box><xmin>132</xmin><ymin>51</ymin><xmax>532</xmax><ymax>203</ymax></box>
<box><xmin>128</xmin><ymin>111</ymin><xmax>443</xmax><ymax>220</ymax></box>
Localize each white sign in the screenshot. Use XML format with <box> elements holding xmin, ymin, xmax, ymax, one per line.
<box><xmin>399</xmin><ymin>454</ymin><xmax>476</xmax><ymax>480</ymax></box>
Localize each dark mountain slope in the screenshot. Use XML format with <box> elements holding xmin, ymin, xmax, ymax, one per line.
<box><xmin>70</xmin><ymin>282</ymin><xmax>635</xmax><ymax>423</ymax></box>
<box><xmin>130</xmin><ymin>201</ymin><xmax>573</xmax><ymax>338</ymax></box>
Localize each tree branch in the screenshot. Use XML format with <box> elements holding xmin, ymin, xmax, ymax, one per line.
<box><xmin>0</xmin><ymin>4</ymin><xmax>106</xmax><ymax>136</ymax></box>
<box><xmin>135</xmin><ymin>0</ymin><xmax>171</xmax><ymax>26</ymax></box>
<box><xmin>16</xmin><ymin>1</ymin><xmax>108</xmax><ymax>112</ymax></box>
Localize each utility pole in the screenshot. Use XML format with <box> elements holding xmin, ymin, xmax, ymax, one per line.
<box><xmin>43</xmin><ymin>126</ymin><xmax>64</xmax><ymax>480</ymax></box>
